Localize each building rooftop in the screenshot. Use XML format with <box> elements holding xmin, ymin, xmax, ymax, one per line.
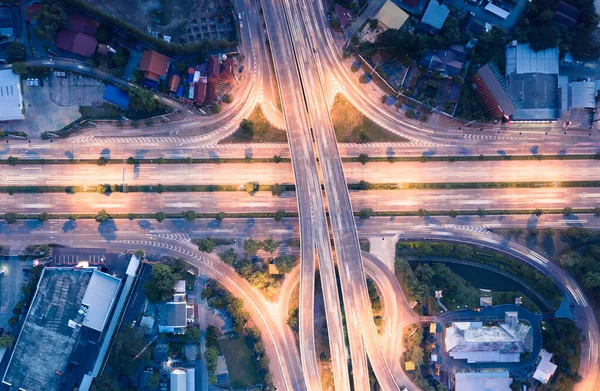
<box><xmin>103</xmin><ymin>85</ymin><xmax>130</xmax><ymax>110</ymax></box>
<box><xmin>67</xmin><ymin>14</ymin><xmax>99</xmax><ymax>36</ymax></box>
<box><xmin>508</xmin><ymin>73</ymin><xmax>560</xmax><ymax>120</ymax></box>
<box><xmin>139</xmin><ymin>50</ymin><xmax>170</xmax><ymax>81</ymax></box>
<box><xmin>81</xmin><ymin>270</ymin><xmax>121</xmax><ymax>332</ymax></box>
<box><xmin>569</xmin><ymin>81</ymin><xmax>596</xmax><ymax>109</ymax></box>
<box><xmin>171</xmin><ymin>368</ymin><xmax>187</xmax><ymax>391</ymax></box>
<box><xmin>472</xmin><ymin>62</ymin><xmax>517</xmax><ymax>118</ymax></box>
<box><xmin>455</xmin><ymin>371</ymin><xmax>513</xmax><ymax>391</ymax></box>
<box><xmin>376</xmin><ymin>0</ymin><xmax>409</xmax><ymax>30</ymax></box>
<box><xmin>421</xmin><ymin>45</ymin><xmax>464</xmax><ymax>77</ymax></box>
<box><xmin>506</xmin><ymin>41</ymin><xmax>559</xmax><ymax>75</ymax></box>
<box><xmin>444</xmin><ymin>312</ymin><xmax>531</xmax><ymax>363</ymax></box>
<box><xmin>0</xmin><ymin>69</ymin><xmax>24</xmax><ymax>122</ymax></box>
<box><xmin>533</xmin><ymin>350</ymin><xmax>558</xmax><ymax>384</ymax></box>
<box><xmin>174</xmin><ymin>280</ymin><xmax>186</xmax><ymax>294</ymax></box>
<box><xmin>421</xmin><ymin>1</ymin><xmax>449</xmax><ymax>30</ymax></box>
<box><xmin>153</xmin><ymin>343</ymin><xmax>169</xmax><ymax>363</ymax></box>
<box><xmin>55</xmin><ymin>28</ymin><xmax>98</xmax><ymax>57</ymax></box>
<box><xmin>3</xmin><ymin>268</ymin><xmax>95</xmax><ymax>391</ymax></box>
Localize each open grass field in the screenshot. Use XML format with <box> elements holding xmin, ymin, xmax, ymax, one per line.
<box><xmin>221</xmin><ymin>105</ymin><xmax>288</xmax><ymax>143</ymax></box>
<box><xmin>329</xmin><ymin>94</ymin><xmax>408</xmax><ymax>143</ymax></box>
<box><xmin>219</xmin><ymin>336</ymin><xmax>259</xmax><ymax>388</ymax></box>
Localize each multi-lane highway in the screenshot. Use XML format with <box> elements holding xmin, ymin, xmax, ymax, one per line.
<box><xmin>2</xmin><ymin>159</ymin><xmax>599</xmax><ymax>186</ymax></box>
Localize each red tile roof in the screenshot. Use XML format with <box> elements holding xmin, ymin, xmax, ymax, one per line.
<box><xmin>67</xmin><ymin>14</ymin><xmax>99</xmax><ymax>36</ymax></box>
<box><xmin>139</xmin><ymin>50</ymin><xmax>170</xmax><ymax>81</ymax></box>
<box><xmin>194</xmin><ymin>81</ymin><xmax>207</xmax><ymax>104</ymax></box>
<box><xmin>208</xmin><ymin>56</ymin><xmax>220</xmax><ymax>78</ymax></box>
<box><xmin>219</xmin><ymin>58</ymin><xmax>235</xmax><ymax>82</ymax></box>
<box><xmin>169</xmin><ymin>74</ymin><xmax>181</xmax><ymax>92</ymax></box>
<box><xmin>55</xmin><ymin>29</ymin><xmax>98</xmax><ymax>57</ymax></box>
<box><xmin>25</xmin><ymin>3</ymin><xmax>43</xmax><ymax>22</ymax></box>
<box><xmin>206</xmin><ymin>75</ymin><xmax>218</xmax><ymax>102</ymax></box>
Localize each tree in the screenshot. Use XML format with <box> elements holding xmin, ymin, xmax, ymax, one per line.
<box><xmin>128</xmin><ymin>88</ymin><xmax>159</xmax><ymax>112</ymax></box>
<box><xmin>206</xmin><ymin>325</ymin><xmax>222</xmax><ymax>346</ymax></box>
<box><xmin>90</xmin><ymin>374</ymin><xmax>121</xmax><ymax>391</ymax></box>
<box><xmin>238</xmin><ymin>119</ymin><xmax>254</xmax><ymax>140</ymax></box>
<box><xmin>7</xmin><ymin>156</ymin><xmax>18</xmax><ymax>166</ymax></box>
<box><xmin>10</xmin><ymin>62</ymin><xmax>27</xmax><ymax>76</ymax></box>
<box><xmin>216</xmin><ymin>212</ymin><xmax>226</xmax><ymax>221</ymax></box>
<box><xmin>529</xmin><ymin>228</ymin><xmax>540</xmax><ymax>237</ymax></box>
<box><xmin>274</xmin><ymin>209</ymin><xmax>286</xmax><ymax>221</ymax></box>
<box><xmin>262</xmin><ymin>238</ymin><xmax>279</xmax><ymax>254</ymax></box>
<box><xmin>219</xmin><ymin>248</ymin><xmax>237</xmax><ymax>265</ymax></box>
<box><xmin>476</xmin><ymin>209</ymin><xmax>486</xmax><ymax>217</ymax></box>
<box><xmin>222</xmin><ymin>94</ymin><xmax>233</xmax><ymax>103</ymax></box>
<box><xmin>449</xmin><ymin>210</ymin><xmax>458</xmax><ymax>218</ymax></box>
<box><xmin>543</xmin><ymin>227</ymin><xmax>555</xmax><ymax>237</ymax></box>
<box><xmin>455</xmin><ymin>244</ymin><xmax>473</xmax><ymax>260</ymax></box>
<box><xmin>271</xmin><ymin>183</ymin><xmax>286</xmax><ymax>197</ymax></box>
<box><xmin>273</xmin><ymin>155</ymin><xmax>282</xmax><ymax>163</ymax></box>
<box><xmin>205</xmin><ymin>346</ymin><xmax>219</xmax><ymax>383</ymax></box>
<box><xmin>351</xmin><ymin>63</ymin><xmax>360</xmax><ymax>72</ymax></box>
<box><xmin>6</xmin><ymin>42</ymin><xmax>26</xmax><ymax>63</ymax></box>
<box><xmin>8</xmin><ymin>317</ymin><xmax>18</xmax><ymax>327</ymax></box>
<box><xmin>4</xmin><ymin>212</ymin><xmax>18</xmax><ymax>225</ymax></box>
<box><xmin>108</xmin><ymin>327</ymin><xmax>149</xmax><ymax>376</ymax></box>
<box><xmin>562</xmin><ymin>206</ymin><xmax>574</xmax><ymax>216</ymax></box>
<box><xmin>156</xmin><ymin>183</ymin><xmax>165</xmax><ymax>194</ymax></box>
<box><xmin>359</xmin><ymin>74</ymin><xmax>367</xmax><ymax>84</ymax></box>
<box><xmin>533</xmin><ymin>208</ymin><xmax>543</xmax><ymax>217</ymax></box>
<box><xmin>126</xmin><ymin>156</ymin><xmax>138</xmax><ymax>164</ymax></box>
<box><xmin>357</xmin><ymin>153</ymin><xmax>369</xmax><ymax>165</ymax></box>
<box><xmin>244</xmin><ymin>182</ymin><xmax>256</xmax><ymax>194</ymax></box>
<box><xmin>244</xmin><ymin>239</ymin><xmax>263</xmax><ymax>255</ymax></box>
<box><xmin>96</xmin><ymin>157</ymin><xmax>109</xmax><ymax>166</ymax></box>
<box><xmin>183</xmin><ymin>210</ymin><xmax>196</xmax><ymax>221</ymax></box>
<box><xmin>144</xmin><ymin>263</ymin><xmax>178</xmax><ymax>303</ymax></box>
<box><xmin>34</xmin><ymin>3</ymin><xmax>67</xmax><ymax>40</ymax></box>
<box><xmin>154</xmin><ymin>212</ymin><xmax>166</xmax><ymax>222</ymax></box>
<box><xmin>38</xmin><ymin>212</ymin><xmax>49</xmax><ymax>222</ymax></box>
<box><xmin>417</xmin><ymin>208</ymin><xmax>429</xmax><ymax>217</ymax></box>
<box><xmin>212</xmin><ymin>104</ymin><xmax>222</xmax><ymax>114</ymax></box>
<box><xmin>275</xmin><ymin>255</ymin><xmax>295</xmax><ymax>274</ymax></box>
<box><xmin>147</xmin><ymin>372</ymin><xmax>160</xmax><ymax>388</ymax></box>
<box><xmin>97</xmin><ymin>184</ymin><xmax>109</xmax><ymax>194</ymax></box>
<box><xmin>357</xmin><ymin>180</ymin><xmax>371</xmax><ymax>190</ymax></box>
<box><xmin>110</xmin><ymin>184</ymin><xmax>121</xmax><ymax>193</ymax></box>
<box><xmin>0</xmin><ymin>334</ymin><xmax>14</xmax><ymax>349</ymax></box>
<box><xmin>135</xmin><ymin>249</ymin><xmax>145</xmax><ymax>259</ymax></box>
<box><xmin>594</xmin><ymin>207</ymin><xmax>600</xmax><ymax>217</ymax></box>
<box><xmin>197</xmin><ymin>237</ymin><xmax>215</xmax><ymax>253</ymax></box>
<box><xmin>359</xmin><ymin>208</ymin><xmax>374</xmax><ymax>219</ymax></box>
<box><xmin>185</xmin><ymin>326</ymin><xmax>201</xmax><ymax>341</ymax></box>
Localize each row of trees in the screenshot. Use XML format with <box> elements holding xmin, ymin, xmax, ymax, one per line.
<box><xmin>201</xmin><ymin>280</ymin><xmax>274</xmax><ymax>388</ymax></box>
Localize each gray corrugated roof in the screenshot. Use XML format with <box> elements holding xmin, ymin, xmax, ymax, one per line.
<box><xmin>166</xmin><ymin>302</ymin><xmax>187</xmax><ymax>327</ymax></box>
<box><xmin>505</xmin><ymin>42</ymin><xmax>559</xmax><ymax>75</ymax></box>
<box><xmin>569</xmin><ymin>81</ymin><xmax>596</xmax><ymax>109</ymax></box>
<box><xmin>81</xmin><ymin>270</ymin><xmax>121</xmax><ymax>332</ymax></box>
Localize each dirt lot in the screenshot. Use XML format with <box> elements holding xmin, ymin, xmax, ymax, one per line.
<box><xmin>86</xmin><ymin>0</ymin><xmax>235</xmax><ymax>44</ymax></box>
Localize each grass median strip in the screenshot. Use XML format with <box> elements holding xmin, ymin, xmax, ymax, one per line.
<box><xmin>0</xmin><ymin>181</ymin><xmax>598</xmax><ymax>194</ymax></box>
<box><xmin>0</xmin><ymin>209</ymin><xmax>597</xmax><ymax>222</ymax></box>
<box><xmin>1</xmin><ymin>153</ymin><xmax>599</xmax><ymax>165</ymax></box>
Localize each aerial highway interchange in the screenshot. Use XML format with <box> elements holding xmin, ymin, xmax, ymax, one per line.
<box><xmin>0</xmin><ymin>0</ymin><xmax>599</xmax><ymax>390</ymax></box>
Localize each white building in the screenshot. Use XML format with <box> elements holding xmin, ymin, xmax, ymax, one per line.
<box><xmin>455</xmin><ymin>371</ymin><xmax>513</xmax><ymax>391</ymax></box>
<box><xmin>0</xmin><ymin>69</ymin><xmax>24</xmax><ymax>121</ymax></box>
<box><xmin>171</xmin><ymin>369</ymin><xmax>187</xmax><ymax>391</ymax></box>
<box><xmin>444</xmin><ymin>312</ymin><xmax>531</xmax><ymax>363</ymax></box>
<box><xmin>533</xmin><ymin>350</ymin><xmax>558</xmax><ymax>384</ymax></box>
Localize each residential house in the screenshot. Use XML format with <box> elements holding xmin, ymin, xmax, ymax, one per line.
<box><xmin>0</xmin><ymin>7</ymin><xmax>19</xmax><ymax>38</ymax></box>
<box><xmin>67</xmin><ymin>14</ymin><xmax>99</xmax><ymax>35</ymax></box>
<box><xmin>420</xmin><ymin>45</ymin><xmax>464</xmax><ymax>77</ymax></box>
<box><xmin>55</xmin><ymin>29</ymin><xmax>98</xmax><ymax>57</ymax></box>
<box><xmin>420</xmin><ymin>1</ymin><xmax>449</xmax><ymax>33</ymax></box>
<box><xmin>376</xmin><ymin>0</ymin><xmax>409</xmax><ymax>30</ymax></box>
<box><xmin>533</xmin><ymin>350</ymin><xmax>558</xmax><ymax>384</ymax></box>
<box><xmin>139</xmin><ymin>50</ymin><xmax>170</xmax><ymax>82</ymax></box>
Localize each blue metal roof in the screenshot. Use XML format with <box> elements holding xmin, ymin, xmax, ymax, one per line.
<box><xmin>103</xmin><ymin>85</ymin><xmax>130</xmax><ymax>110</ymax></box>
